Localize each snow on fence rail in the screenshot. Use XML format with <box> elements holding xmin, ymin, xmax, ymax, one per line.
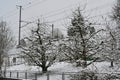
<box><xmin>2</xmin><ymin>71</ymin><xmax>120</xmax><ymax>80</ymax></box>
<box><xmin>1</xmin><ymin>71</ymin><xmax>78</xmax><ymax>80</ymax></box>
<box><xmin>2</xmin><ymin>70</ymin><xmax>38</xmax><ymax>80</ymax></box>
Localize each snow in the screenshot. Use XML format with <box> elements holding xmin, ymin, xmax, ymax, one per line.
<box><xmin>5</xmin><ymin>61</ymin><xmax>120</xmax><ymax>80</ymax></box>
<box><xmin>6</xmin><ymin>62</ymin><xmax>80</xmax><ymax>73</ymax></box>
<box><xmin>7</xmin><ymin>64</ymin><xmax>41</xmax><ymax>72</ymax></box>
<box><xmin>87</xmin><ymin>61</ymin><xmax>120</xmax><ymax>73</ymax></box>
<box><xmin>49</xmin><ymin>62</ymin><xmax>80</xmax><ymax>72</ymax></box>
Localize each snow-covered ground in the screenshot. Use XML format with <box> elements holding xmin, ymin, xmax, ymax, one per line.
<box><xmin>5</xmin><ymin>61</ymin><xmax>120</xmax><ymax>80</ymax></box>
<box><xmin>87</xmin><ymin>62</ymin><xmax>120</xmax><ymax>73</ymax></box>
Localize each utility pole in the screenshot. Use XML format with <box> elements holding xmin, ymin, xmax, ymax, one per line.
<box><xmin>37</xmin><ymin>19</ymin><xmax>40</xmax><ymax>29</ymax></box>
<box><xmin>17</xmin><ymin>6</ymin><xmax>33</xmax><ymax>47</ymax></box>
<box><xmin>52</xmin><ymin>24</ymin><xmax>54</xmax><ymax>39</ymax></box>
<box><xmin>18</xmin><ymin>5</ymin><xmax>22</xmax><ymax>46</ymax></box>
<box><xmin>57</xmin><ymin>28</ymin><xmax>59</xmax><ymax>41</ymax></box>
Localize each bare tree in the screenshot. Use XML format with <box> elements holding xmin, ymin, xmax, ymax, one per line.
<box><xmin>105</xmin><ymin>0</ymin><xmax>120</xmax><ymax>66</ymax></box>
<box><xmin>101</xmin><ymin>24</ymin><xmax>119</xmax><ymax>67</ymax></box>
<box><xmin>0</xmin><ymin>21</ymin><xmax>14</xmax><ymax>76</ymax></box>
<box><xmin>21</xmin><ymin>20</ymin><xmax>58</xmax><ymax>73</ymax></box>
<box><xmin>111</xmin><ymin>0</ymin><xmax>120</xmax><ymax>49</ymax></box>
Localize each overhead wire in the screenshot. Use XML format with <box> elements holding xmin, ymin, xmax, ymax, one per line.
<box><xmin>10</xmin><ymin>11</ymin><xmax>113</xmax><ymax>40</ymax></box>
<box><xmin>39</xmin><ymin>0</ymin><xmax>112</xmax><ymax>17</ymax></box>
<box><xmin>10</xmin><ymin>10</ymin><xmax>112</xmax><ymax>30</ymax></box>
<box><xmin>45</xmin><ymin>11</ymin><xmax>112</xmax><ymax>33</ymax></box>
<box><xmin>1</xmin><ymin>0</ymin><xmax>46</xmax><ymax>20</ymax></box>
<box><xmin>41</xmin><ymin>11</ymin><xmax>112</xmax><ymax>24</ymax></box>
<box><xmin>0</xmin><ymin>9</ymin><xmax>18</xmax><ymax>19</ymax></box>
<box><xmin>1</xmin><ymin>0</ymin><xmax>114</xmax><ymax>37</ymax></box>
<box><xmin>23</xmin><ymin>0</ymin><xmax>48</xmax><ymax>10</ymax></box>
<box><xmin>0</xmin><ymin>0</ymin><xmax>48</xmax><ymax>20</ymax></box>
<box><xmin>44</xmin><ymin>1</ymin><xmax>113</xmax><ymax>19</ymax></box>
<box><xmin>17</xmin><ymin>11</ymin><xmax>112</xmax><ymax>32</ymax></box>
<box><xmin>22</xmin><ymin>1</ymin><xmax>113</xmax><ymax>25</ymax></box>
<box><xmin>21</xmin><ymin>0</ymin><xmax>85</xmax><ymax>21</ymax></box>
<box><xmin>0</xmin><ymin>0</ymin><xmax>113</xmax><ymax>24</ymax></box>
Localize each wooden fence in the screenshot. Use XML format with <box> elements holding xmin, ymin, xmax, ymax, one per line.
<box><xmin>2</xmin><ymin>71</ymin><xmax>120</xmax><ymax>80</ymax></box>
<box><xmin>0</xmin><ymin>77</ymin><xmax>20</xmax><ymax>80</ymax></box>
<box><xmin>2</xmin><ymin>71</ymin><xmax>77</xmax><ymax>80</ymax></box>
<box><xmin>2</xmin><ymin>70</ymin><xmax>38</xmax><ymax>80</ymax></box>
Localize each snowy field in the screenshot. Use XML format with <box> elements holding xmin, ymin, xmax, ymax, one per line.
<box><xmin>5</xmin><ymin>61</ymin><xmax>120</xmax><ymax>80</ymax></box>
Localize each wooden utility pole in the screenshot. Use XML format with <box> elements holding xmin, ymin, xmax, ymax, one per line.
<box><xmin>18</xmin><ymin>6</ymin><xmax>22</xmax><ymax>46</ymax></box>
<box><xmin>37</xmin><ymin>19</ymin><xmax>40</xmax><ymax>29</ymax></box>
<box><xmin>52</xmin><ymin>24</ymin><xmax>54</xmax><ymax>39</ymax></box>
<box><xmin>17</xmin><ymin>6</ymin><xmax>33</xmax><ymax>47</ymax></box>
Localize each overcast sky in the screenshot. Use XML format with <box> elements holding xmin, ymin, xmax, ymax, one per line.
<box><xmin>0</xmin><ymin>0</ymin><xmax>115</xmax><ymax>40</ymax></box>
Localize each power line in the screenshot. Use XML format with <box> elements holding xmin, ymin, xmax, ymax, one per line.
<box><xmin>42</xmin><ymin>11</ymin><xmax>112</xmax><ymax>24</ymax></box>
<box><xmin>44</xmin><ymin>1</ymin><xmax>113</xmax><ymax>19</ymax></box>
<box><xmin>0</xmin><ymin>0</ymin><xmax>93</xmax><ymax>20</ymax></box>
<box><xmin>0</xmin><ymin>0</ymin><xmax>47</xmax><ymax>20</ymax></box>
<box><xmin>84</xmin><ymin>2</ymin><xmax>113</xmax><ymax>12</ymax></box>
<box><xmin>0</xmin><ymin>10</ymin><xmax>18</xmax><ymax>20</ymax></box>
<box><xmin>13</xmin><ymin>15</ymin><xmax>114</xmax><ymax>40</ymax></box>
<box><xmin>18</xmin><ymin>11</ymin><xmax>112</xmax><ymax>30</ymax></box>
<box><xmin>2</xmin><ymin>1</ymin><xmax>113</xmax><ymax>36</ymax></box>
<box><xmin>24</xmin><ymin>9</ymin><xmax>111</xmax><ymax>28</ymax></box>
<box><xmin>23</xmin><ymin>0</ymin><xmax>48</xmax><ymax>10</ymax></box>
<box><xmin>22</xmin><ymin>1</ymin><xmax>113</xmax><ymax>23</ymax></box>
<box><xmin>20</xmin><ymin>1</ymin><xmax>84</xmax><ymax>21</ymax></box>
<box><xmin>87</xmin><ymin>11</ymin><xmax>112</xmax><ymax>19</ymax></box>
<box><xmin>0</xmin><ymin>7</ymin><xmax>18</xmax><ymax>18</ymax></box>
<box><xmin>11</xmin><ymin>10</ymin><xmax>112</xmax><ymax>26</ymax></box>
<box><xmin>0</xmin><ymin>0</ymin><xmax>113</xmax><ymax>23</ymax></box>
<box><xmin>43</xmin><ymin>2</ymin><xmax>81</xmax><ymax>17</ymax></box>
<box><xmin>10</xmin><ymin>11</ymin><xmax>112</xmax><ymax>32</ymax></box>
<box><xmin>40</xmin><ymin>0</ymin><xmax>110</xmax><ymax>17</ymax></box>
<box><xmin>0</xmin><ymin>0</ymin><xmax>35</xmax><ymax>18</ymax></box>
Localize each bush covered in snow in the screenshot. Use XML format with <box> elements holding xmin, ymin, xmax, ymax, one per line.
<box><xmin>69</xmin><ymin>70</ymin><xmax>120</xmax><ymax>80</ymax></box>
<box><xmin>69</xmin><ymin>70</ymin><xmax>97</xmax><ymax>80</ymax></box>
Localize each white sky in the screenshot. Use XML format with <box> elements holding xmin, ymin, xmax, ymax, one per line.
<box><xmin>0</xmin><ymin>0</ymin><xmax>115</xmax><ymax>40</ymax></box>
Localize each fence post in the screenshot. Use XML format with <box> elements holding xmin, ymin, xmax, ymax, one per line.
<box><xmin>62</xmin><ymin>73</ymin><xmax>65</xmax><ymax>80</ymax></box>
<box><xmin>10</xmin><ymin>72</ymin><xmax>12</xmax><ymax>78</ymax></box>
<box><xmin>4</xmin><ymin>71</ymin><xmax>6</xmax><ymax>78</ymax></box>
<box><xmin>47</xmin><ymin>73</ymin><xmax>49</xmax><ymax>80</ymax></box>
<box><xmin>17</xmin><ymin>72</ymin><xmax>19</xmax><ymax>78</ymax></box>
<box><xmin>35</xmin><ymin>73</ymin><xmax>37</xmax><ymax>80</ymax></box>
<box><xmin>25</xmin><ymin>72</ymin><xmax>27</xmax><ymax>79</ymax></box>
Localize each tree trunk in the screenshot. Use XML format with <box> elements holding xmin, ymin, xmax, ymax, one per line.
<box><xmin>42</xmin><ymin>67</ymin><xmax>48</xmax><ymax>73</ymax></box>
<box><xmin>82</xmin><ymin>60</ymin><xmax>87</xmax><ymax>68</ymax></box>
<box><xmin>83</xmin><ymin>48</ymin><xmax>87</xmax><ymax>68</ymax></box>
<box><xmin>110</xmin><ymin>61</ymin><xmax>114</xmax><ymax>67</ymax></box>
<box><xmin>0</xmin><ymin>54</ymin><xmax>2</xmax><ymax>77</ymax></box>
<box><xmin>0</xmin><ymin>66</ymin><xmax>2</xmax><ymax>77</ymax></box>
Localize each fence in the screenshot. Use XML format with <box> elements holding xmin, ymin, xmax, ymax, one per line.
<box><xmin>2</xmin><ymin>71</ymin><xmax>120</xmax><ymax>80</ymax></box>
<box><xmin>2</xmin><ymin>70</ymin><xmax>39</xmax><ymax>80</ymax></box>
<box><xmin>2</xmin><ymin>71</ymin><xmax>76</xmax><ymax>80</ymax></box>
<box><xmin>0</xmin><ymin>77</ymin><xmax>20</xmax><ymax>80</ymax></box>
